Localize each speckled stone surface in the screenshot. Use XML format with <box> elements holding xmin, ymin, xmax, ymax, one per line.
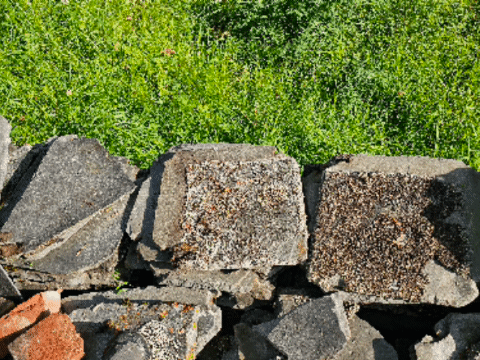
<box><xmin>305</xmin><ymin>154</ymin><xmax>480</xmax><ymax>306</ymax></box>
<box><xmin>130</xmin><ymin>143</ymin><xmax>309</xmax><ymax>270</ymax></box>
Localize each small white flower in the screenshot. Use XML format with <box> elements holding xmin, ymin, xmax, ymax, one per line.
<box><xmin>61</xmin><ymin>0</ymin><xmax>69</xmax><ymax>4</ymax></box>
<box><xmin>66</xmin><ymin>90</ymin><xmax>72</xmax><ymax>96</ymax></box>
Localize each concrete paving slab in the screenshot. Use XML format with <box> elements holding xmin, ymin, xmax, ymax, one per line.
<box><xmin>305</xmin><ymin>154</ymin><xmax>480</xmax><ymax>306</ymax></box>
<box><xmin>129</xmin><ymin>143</ymin><xmax>309</xmax><ymax>270</ymax></box>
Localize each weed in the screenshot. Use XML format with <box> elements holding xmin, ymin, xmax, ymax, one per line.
<box><xmin>112</xmin><ymin>270</ymin><xmax>129</xmax><ymax>295</ymax></box>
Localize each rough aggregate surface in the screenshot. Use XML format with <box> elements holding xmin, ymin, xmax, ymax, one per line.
<box><xmin>308</xmin><ymin>172</ymin><xmax>471</xmax><ymax>303</ymax></box>
<box><xmin>172</xmin><ymin>158</ymin><xmax>306</xmax><ymax>269</ymax></box>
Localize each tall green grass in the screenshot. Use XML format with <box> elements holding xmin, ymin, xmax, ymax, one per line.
<box><xmin>1</xmin><ymin>0</ymin><xmax>479</xmax><ymax>176</ymax></box>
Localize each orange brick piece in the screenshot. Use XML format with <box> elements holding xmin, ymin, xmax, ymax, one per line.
<box><xmin>8</xmin><ymin>313</ymin><xmax>84</xmax><ymax>360</ymax></box>
<box><xmin>0</xmin><ymin>290</ymin><xmax>62</xmax><ymax>359</ymax></box>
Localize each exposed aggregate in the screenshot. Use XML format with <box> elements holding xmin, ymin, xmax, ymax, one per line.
<box><xmin>104</xmin><ymin>301</ymin><xmax>197</xmax><ymax>360</ymax></box>
<box><xmin>308</xmin><ymin>172</ymin><xmax>471</xmax><ymax>303</ymax></box>
<box><xmin>172</xmin><ymin>158</ymin><xmax>305</xmax><ymax>269</ymax></box>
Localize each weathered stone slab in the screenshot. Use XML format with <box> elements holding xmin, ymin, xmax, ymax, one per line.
<box><xmin>102</xmin><ymin>332</ymin><xmax>151</xmax><ymax>360</ymax></box>
<box><xmin>1</xmin><ymin>142</ymin><xmax>41</xmax><ymax>204</ymax></box>
<box><xmin>415</xmin><ymin>313</ymin><xmax>480</xmax><ymax>360</ymax></box>
<box><xmin>156</xmin><ymin>268</ymin><xmax>274</xmax><ymax>298</ymax></box>
<box><xmin>304</xmin><ymin>154</ymin><xmax>480</xmax><ymax>306</ymax></box>
<box><xmin>125</xmin><ymin>152</ymin><xmax>173</xmax><ymax>261</ymax></box>
<box><xmin>0</xmin><ymin>116</ymin><xmax>11</xmax><ymax>203</ymax></box>
<box><xmin>2</xmin><ymin>190</ymin><xmax>134</xmax><ymax>284</ymax></box>
<box><xmin>61</xmin><ymin>285</ymin><xmax>219</xmax><ymax>314</ymax></box>
<box><xmin>252</xmin><ymin>292</ymin><xmax>351</xmax><ymax>360</ymax></box>
<box><xmin>0</xmin><ymin>264</ymin><xmax>22</xmax><ymax>300</ymax></box>
<box><xmin>233</xmin><ymin>288</ymin><xmax>397</xmax><ymax>360</ymax></box>
<box><xmin>0</xmin><ymin>135</ymin><xmax>138</xmax><ymax>254</ymax></box>
<box><xmin>1</xmin><ymin>248</ymin><xmax>120</xmax><ymax>291</ymax></box>
<box><xmin>331</xmin><ymin>314</ymin><xmax>399</xmax><ymax>360</ymax></box>
<box><xmin>62</xmin><ymin>286</ymin><xmax>222</xmax><ymax>360</ymax></box>
<box><xmin>0</xmin><ymin>135</ymin><xmax>147</xmax><ymax>290</ymax></box>
<box><xmin>234</xmin><ymin>323</ymin><xmax>286</xmax><ymax>360</ymax></box>
<box><xmin>129</xmin><ymin>143</ymin><xmax>309</xmax><ymax>270</ymax></box>
<box><xmin>421</xmin><ymin>260</ymin><xmax>478</xmax><ymax>307</ymax></box>
<box><xmin>153</xmin><ymin>267</ymin><xmax>274</xmax><ymax>310</ymax></box>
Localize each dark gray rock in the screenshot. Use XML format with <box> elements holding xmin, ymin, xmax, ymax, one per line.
<box><xmin>102</xmin><ymin>332</ymin><xmax>152</xmax><ymax>360</ymax></box>
<box><xmin>234</xmin><ymin>323</ymin><xmax>286</xmax><ymax>360</ymax></box>
<box><xmin>252</xmin><ymin>293</ymin><xmax>350</xmax><ymax>360</ymax></box>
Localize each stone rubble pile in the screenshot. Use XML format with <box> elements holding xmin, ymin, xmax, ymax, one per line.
<box><xmin>1</xmin><ymin>115</ymin><xmax>480</xmax><ymax>360</ymax></box>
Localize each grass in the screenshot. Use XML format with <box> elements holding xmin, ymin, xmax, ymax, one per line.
<box><xmin>0</xmin><ymin>0</ymin><xmax>479</xmax><ymax>177</ymax></box>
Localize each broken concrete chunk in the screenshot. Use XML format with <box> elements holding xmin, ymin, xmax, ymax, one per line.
<box><xmin>102</xmin><ymin>332</ymin><xmax>152</xmax><ymax>360</ymax></box>
<box><xmin>333</xmin><ymin>315</ymin><xmax>398</xmax><ymax>360</ymax></box>
<box><xmin>64</xmin><ymin>287</ymin><xmax>222</xmax><ymax>360</ymax></box>
<box><xmin>252</xmin><ymin>293</ymin><xmax>351</xmax><ymax>360</ymax></box>
<box><xmin>61</xmin><ymin>285</ymin><xmax>219</xmax><ymax>314</ymax></box>
<box><xmin>234</xmin><ymin>323</ymin><xmax>286</xmax><ymax>360</ymax></box>
<box><xmin>414</xmin><ymin>313</ymin><xmax>480</xmax><ymax>360</ymax></box>
<box><xmin>157</xmin><ymin>268</ymin><xmax>274</xmax><ymax>300</ymax></box>
<box><xmin>0</xmin><ymin>135</ymin><xmax>138</xmax><ymax>255</ymax></box>
<box><xmin>306</xmin><ymin>154</ymin><xmax>480</xmax><ymax>307</ymax></box>
<box><xmin>421</xmin><ymin>260</ymin><xmax>478</xmax><ymax>307</ymax></box>
<box><xmin>131</xmin><ymin>143</ymin><xmax>309</xmax><ymax>270</ymax></box>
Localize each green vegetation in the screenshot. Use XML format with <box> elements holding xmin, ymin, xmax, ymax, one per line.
<box><xmin>1</xmin><ymin>0</ymin><xmax>479</xmax><ymax>176</ymax></box>
<box><xmin>112</xmin><ymin>269</ymin><xmax>129</xmax><ymax>294</ymax></box>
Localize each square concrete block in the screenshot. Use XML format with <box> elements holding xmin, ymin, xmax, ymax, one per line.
<box><xmin>305</xmin><ymin>154</ymin><xmax>480</xmax><ymax>306</ymax></box>
<box><xmin>132</xmin><ymin>143</ymin><xmax>309</xmax><ymax>270</ymax></box>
